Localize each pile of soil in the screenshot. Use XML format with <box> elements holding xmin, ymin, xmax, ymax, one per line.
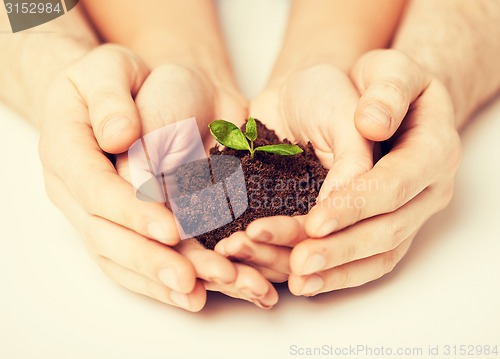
<box><xmin>171</xmin><ymin>119</ymin><xmax>328</xmax><ymax>249</ymax></box>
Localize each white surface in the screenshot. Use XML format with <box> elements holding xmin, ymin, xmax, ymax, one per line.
<box><xmin>1</xmin><ymin>1</ymin><xmax>500</xmax><ymax>359</ymax></box>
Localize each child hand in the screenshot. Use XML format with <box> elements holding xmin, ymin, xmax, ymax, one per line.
<box><xmin>114</xmin><ymin>61</ymin><xmax>277</xmax><ymax>309</ymax></box>
<box><xmin>214</xmin><ymin>64</ymin><xmax>373</xmax><ymax>282</ymax></box>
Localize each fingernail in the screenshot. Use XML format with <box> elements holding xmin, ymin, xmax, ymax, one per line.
<box><xmin>316</xmin><ymin>218</ymin><xmax>338</xmax><ymax>237</ymax></box>
<box><xmin>148</xmin><ymin>222</ymin><xmax>169</xmax><ymax>242</ymax></box>
<box><xmin>170</xmin><ymin>291</ymin><xmax>190</xmax><ymax>309</ymax></box>
<box><xmin>301</xmin><ymin>274</ymin><xmax>324</xmax><ymax>295</ymax></box>
<box><xmin>303</xmin><ymin>253</ymin><xmax>327</xmax><ymax>274</ymax></box>
<box><xmin>253</xmin><ymin>299</ymin><xmax>274</xmax><ymax>310</ymax></box>
<box><xmin>363</xmin><ymin>104</ymin><xmax>391</xmax><ymax>129</ymax></box>
<box><xmin>103</xmin><ymin>117</ymin><xmax>130</xmax><ymax>139</ymax></box>
<box><xmin>158</xmin><ymin>268</ymin><xmax>178</xmax><ymax>289</ymax></box>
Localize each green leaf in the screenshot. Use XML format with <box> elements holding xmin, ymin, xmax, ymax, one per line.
<box><xmin>208</xmin><ymin>120</ymin><xmax>251</xmax><ymax>151</ymax></box>
<box><xmin>255</xmin><ymin>144</ymin><xmax>304</xmax><ymax>156</ymax></box>
<box><xmin>244</xmin><ymin>117</ymin><xmax>258</xmax><ymax>142</ymax></box>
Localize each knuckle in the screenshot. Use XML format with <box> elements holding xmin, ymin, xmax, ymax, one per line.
<box><xmin>385</xmin><ymin>218</ymin><xmax>407</xmax><ymax>250</ymax></box>
<box><xmin>130</xmin><ymin>247</ymin><xmax>149</xmax><ymax>275</ymax></box>
<box><xmin>77</xmin><ymin>175</ymin><xmax>101</xmax><ymax>215</ymax></box>
<box><xmin>90</xmin><ymin>88</ymin><xmax>123</xmax><ymax>116</ymax></box>
<box><xmin>382</xmin><ymin>250</ymin><xmax>398</xmax><ymax>275</ymax></box>
<box><xmin>440</xmin><ymin>187</ymin><xmax>454</xmax><ymax>210</ymax></box>
<box><xmin>378</xmin><ymin>77</ymin><xmax>411</xmax><ymax>106</ymax></box>
<box><xmin>38</xmin><ymin>135</ymin><xmax>50</xmax><ymax>166</ymax></box>
<box><xmin>447</xmin><ymin>131</ymin><xmax>462</xmax><ymax>171</ymax></box>
<box><xmin>83</xmin><ymin>233</ymin><xmax>100</xmax><ymax>254</ymax></box>
<box><xmin>339</xmin><ymin>244</ymin><xmax>356</xmax><ymax>264</ymax></box>
<box><xmin>144</xmin><ymin>277</ymin><xmax>159</xmax><ymax>300</ymax></box>
<box><xmin>388</xmin><ymin>174</ymin><xmax>413</xmax><ymax>210</ymax></box>
<box><xmin>114</xmin><ymin>199</ymin><xmax>136</xmax><ymax>228</ymax></box>
<box><xmin>96</xmin><ymin>256</ymin><xmax>114</xmax><ymax>278</ymax></box>
<box><xmin>333</xmin><ymin>267</ymin><xmax>350</xmax><ymax>289</ymax></box>
<box><xmin>91</xmin><ymin>44</ymin><xmax>132</xmax><ymax>67</ymax></box>
<box><xmin>434</xmin><ymin>183</ymin><xmax>455</xmax><ymax>212</ymax></box>
<box><xmin>260</xmin><ymin>248</ymin><xmax>280</xmax><ymax>268</ymax></box>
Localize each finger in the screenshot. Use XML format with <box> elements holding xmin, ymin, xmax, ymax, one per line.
<box><xmin>292</xmin><ymin>188</ymin><xmax>440</xmax><ymax>275</ymax></box>
<box><xmin>175</xmin><ymin>239</ymin><xmax>237</xmax><ymax>285</ymax></box>
<box><xmin>351</xmin><ymin>49</ymin><xmax>431</xmax><ymax>141</ymax></box>
<box><xmin>289</xmin><ymin>235</ymin><xmax>414</xmax><ymax>296</ymax></box>
<box><xmin>245</xmin><ymin>215</ymin><xmax>308</xmax><ymax>247</ymax></box>
<box><xmin>89</xmin><ymin>215</ymin><xmax>196</xmax><ymax>294</ymax></box>
<box><xmin>96</xmin><ymin>256</ymin><xmax>206</xmax><ymax>312</ymax></box>
<box><xmin>283</xmin><ymin>65</ymin><xmax>373</xmax><ymax>201</ymax></box>
<box><xmin>40</xmin><ymin>118</ymin><xmax>180</xmax><ymax>245</ymax></box>
<box><xmin>214</xmin><ymin>231</ymin><xmax>291</xmax><ymax>275</ymax></box>
<box><xmin>317</xmin><ymin>148</ymin><xmax>373</xmax><ymax>202</ymax></box>
<box><xmin>305</xmin><ymin>81</ymin><xmax>458</xmax><ymax>238</ymax></box>
<box><xmin>68</xmin><ymin>44</ymin><xmax>149</xmax><ymax>154</ymax></box>
<box><xmin>204</xmin><ymin>263</ymin><xmax>279</xmax><ymax>309</ymax></box>
<box><xmin>252</xmin><ymin>266</ymin><xmax>289</xmax><ymax>283</ymax></box>
<box><xmin>44</xmin><ymin>171</ymin><xmax>195</xmax><ymax>293</ymax></box>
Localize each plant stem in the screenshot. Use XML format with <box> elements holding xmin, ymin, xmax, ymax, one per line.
<box><xmin>250</xmin><ymin>139</ymin><xmax>254</xmax><ymax>158</ymax></box>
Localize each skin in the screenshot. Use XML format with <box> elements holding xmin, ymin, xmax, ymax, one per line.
<box><xmin>215</xmin><ymin>0</ymin><xmax>406</xmax><ymax>282</ymax></box>
<box><xmin>0</xmin><ymin>3</ymin><xmax>278</xmax><ymax>311</ymax></box>
<box><xmin>2</xmin><ymin>0</ymin><xmax>499</xmax><ymax>307</ymax></box>
<box><xmin>214</xmin><ymin>0</ymin><xmax>405</xmax><ymax>282</ymax></box>
<box><xmin>81</xmin><ymin>0</ymin><xmax>281</xmax><ymax>309</ymax></box>
<box><xmin>216</xmin><ymin>0</ymin><xmax>500</xmax><ymax>296</ymax></box>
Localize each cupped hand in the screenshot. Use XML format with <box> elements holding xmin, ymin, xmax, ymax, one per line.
<box><xmin>40</xmin><ymin>44</ymin><xmax>277</xmax><ymax>310</ymax></box>
<box><xmin>214</xmin><ymin>64</ymin><xmax>373</xmax><ymax>282</ymax></box>
<box><xmin>115</xmin><ymin>59</ymin><xmax>277</xmax><ymax>309</ymax></box>
<box><xmin>250</xmin><ymin>50</ymin><xmax>462</xmax><ymax>296</ymax></box>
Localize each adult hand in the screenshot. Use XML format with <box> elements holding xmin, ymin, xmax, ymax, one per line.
<box><xmin>39</xmin><ymin>44</ymin><xmax>203</xmax><ymax>310</ymax></box>
<box><xmin>248</xmin><ymin>50</ymin><xmax>462</xmax><ymax>296</ymax></box>
<box><xmin>40</xmin><ymin>44</ymin><xmax>277</xmax><ymax>310</ymax></box>
<box><xmin>214</xmin><ymin>64</ymin><xmax>373</xmax><ymax>282</ymax></box>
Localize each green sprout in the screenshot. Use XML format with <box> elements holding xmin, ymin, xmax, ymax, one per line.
<box><xmin>208</xmin><ymin>117</ymin><xmax>303</xmax><ymax>158</ymax></box>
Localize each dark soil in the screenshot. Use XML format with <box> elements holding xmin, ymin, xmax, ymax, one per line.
<box><xmin>171</xmin><ymin>119</ymin><xmax>328</xmax><ymax>249</ymax></box>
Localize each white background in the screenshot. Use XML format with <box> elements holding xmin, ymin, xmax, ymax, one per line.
<box><xmin>1</xmin><ymin>1</ymin><xmax>499</xmax><ymax>358</ymax></box>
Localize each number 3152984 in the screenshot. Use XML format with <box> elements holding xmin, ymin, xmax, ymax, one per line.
<box><xmin>5</xmin><ymin>2</ymin><xmax>63</xmax><ymax>14</ymax></box>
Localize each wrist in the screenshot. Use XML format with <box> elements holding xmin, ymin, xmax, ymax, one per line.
<box><xmin>266</xmin><ymin>0</ymin><xmax>405</xmax><ymax>89</ymax></box>
<box><xmin>0</xmin><ymin>11</ymin><xmax>97</xmax><ymax>127</ymax></box>
<box><xmin>267</xmin><ymin>43</ymin><xmax>361</xmax><ymax>89</ymax></box>
<box><xmin>130</xmin><ymin>30</ymin><xmax>239</xmax><ymax>94</ymax></box>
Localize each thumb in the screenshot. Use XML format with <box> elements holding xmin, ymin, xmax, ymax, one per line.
<box><xmin>68</xmin><ymin>45</ymin><xmax>149</xmax><ymax>154</ymax></box>
<box><xmin>350</xmin><ymin>49</ymin><xmax>430</xmax><ymax>141</ymax></box>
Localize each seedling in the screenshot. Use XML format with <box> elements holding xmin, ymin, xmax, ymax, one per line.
<box><xmin>208</xmin><ymin>117</ymin><xmax>303</xmax><ymax>158</ymax></box>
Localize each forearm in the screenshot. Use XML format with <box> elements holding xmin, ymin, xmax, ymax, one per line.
<box><xmin>393</xmin><ymin>0</ymin><xmax>500</xmax><ymax>129</ymax></box>
<box><xmin>268</xmin><ymin>0</ymin><xmax>406</xmax><ymax>85</ymax></box>
<box><xmin>0</xmin><ymin>7</ymin><xmax>98</xmax><ymax>128</ymax></box>
<box><xmin>81</xmin><ymin>0</ymin><xmax>237</xmax><ymax>88</ymax></box>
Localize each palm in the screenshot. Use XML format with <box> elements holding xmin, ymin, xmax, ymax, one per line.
<box><xmin>251</xmin><ymin>64</ymin><xmax>373</xmax><ymax>192</ymax></box>
<box><xmin>135</xmin><ymin>64</ymin><xmax>246</xmax><ymax>149</ymax></box>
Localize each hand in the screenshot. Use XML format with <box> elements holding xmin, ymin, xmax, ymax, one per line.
<box><xmin>214</xmin><ymin>64</ymin><xmax>373</xmax><ymax>282</ymax></box>
<box><xmin>39</xmin><ymin>44</ymin><xmax>277</xmax><ymax>310</ymax></box>
<box><xmin>39</xmin><ymin>44</ymin><xmax>202</xmax><ymax>310</ymax></box>
<box><xmin>116</xmin><ymin>65</ymin><xmax>278</xmax><ymax>309</ymax></box>
<box><xmin>259</xmin><ymin>50</ymin><xmax>461</xmax><ymax>296</ymax></box>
